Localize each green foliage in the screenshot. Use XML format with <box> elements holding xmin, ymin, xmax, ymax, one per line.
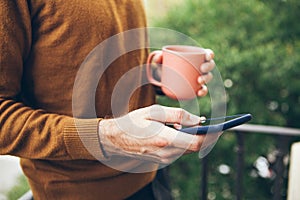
<box><xmin>169</xmin><ymin>154</ymin><xmax>202</xmax><ymax>200</ymax></box>
<box><xmin>6</xmin><ymin>175</ymin><xmax>30</xmax><ymax>200</ymax></box>
<box><xmin>152</xmin><ymin>0</ymin><xmax>300</xmax><ymax>199</ymax></box>
<box><xmin>154</xmin><ymin>0</ymin><xmax>300</xmax><ymax>127</ymax></box>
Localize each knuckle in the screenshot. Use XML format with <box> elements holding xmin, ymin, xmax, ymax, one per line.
<box><xmin>174</xmin><ymin>108</ymin><xmax>185</xmax><ymax>121</ymax></box>
<box><xmin>154</xmin><ymin>138</ymin><xmax>169</xmax><ymax>147</ymax></box>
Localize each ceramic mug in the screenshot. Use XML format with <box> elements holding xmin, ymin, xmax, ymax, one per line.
<box><xmin>146</xmin><ymin>45</ymin><xmax>206</xmax><ymax>100</ymax></box>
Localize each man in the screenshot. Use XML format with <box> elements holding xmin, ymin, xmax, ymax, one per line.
<box><xmin>0</xmin><ymin>1</ymin><xmax>216</xmax><ymax>199</ymax></box>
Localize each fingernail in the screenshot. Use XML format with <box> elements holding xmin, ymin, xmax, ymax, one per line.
<box><xmin>205</xmin><ymin>53</ymin><xmax>212</xmax><ymax>61</ymax></box>
<box><xmin>200</xmin><ymin>116</ymin><xmax>206</xmax><ymax>123</ymax></box>
<box><xmin>197</xmin><ymin>76</ymin><xmax>202</xmax><ymax>84</ymax></box>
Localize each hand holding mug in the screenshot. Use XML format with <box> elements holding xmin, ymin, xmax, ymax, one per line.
<box><xmin>147</xmin><ymin>45</ymin><xmax>215</xmax><ymax>100</ymax></box>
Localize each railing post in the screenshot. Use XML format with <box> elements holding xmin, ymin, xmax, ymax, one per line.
<box><xmin>273</xmin><ymin>135</ymin><xmax>290</xmax><ymax>200</ymax></box>
<box><xmin>201</xmin><ymin>155</ymin><xmax>208</xmax><ymax>200</ymax></box>
<box><xmin>236</xmin><ymin>132</ymin><xmax>244</xmax><ymax>200</ymax></box>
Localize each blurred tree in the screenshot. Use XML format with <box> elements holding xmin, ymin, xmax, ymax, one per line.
<box><xmin>6</xmin><ymin>175</ymin><xmax>30</xmax><ymax>200</ymax></box>
<box><xmin>151</xmin><ymin>0</ymin><xmax>300</xmax><ymax>199</ymax></box>
<box><xmin>154</xmin><ymin>0</ymin><xmax>300</xmax><ymax>127</ymax></box>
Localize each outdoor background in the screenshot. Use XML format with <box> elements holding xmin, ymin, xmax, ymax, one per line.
<box><xmin>146</xmin><ymin>0</ymin><xmax>300</xmax><ymax>199</ymax></box>
<box><xmin>0</xmin><ymin>0</ymin><xmax>299</xmax><ymax>199</ymax></box>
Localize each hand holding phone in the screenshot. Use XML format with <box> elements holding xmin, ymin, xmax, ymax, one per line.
<box><xmin>180</xmin><ymin>114</ymin><xmax>252</xmax><ymax>135</ymax></box>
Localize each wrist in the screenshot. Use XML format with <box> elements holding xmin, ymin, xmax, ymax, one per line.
<box><xmin>98</xmin><ymin>118</ymin><xmax>119</xmax><ymax>158</ymax></box>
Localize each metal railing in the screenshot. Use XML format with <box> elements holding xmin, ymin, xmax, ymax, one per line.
<box><xmin>18</xmin><ymin>124</ymin><xmax>300</xmax><ymax>200</ymax></box>
<box><xmin>200</xmin><ymin>124</ymin><xmax>300</xmax><ymax>200</ymax></box>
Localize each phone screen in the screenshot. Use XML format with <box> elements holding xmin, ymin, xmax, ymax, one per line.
<box><xmin>180</xmin><ymin>113</ymin><xmax>252</xmax><ymax>135</ymax></box>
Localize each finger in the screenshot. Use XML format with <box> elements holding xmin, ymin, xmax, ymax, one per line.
<box><xmin>205</xmin><ymin>49</ymin><xmax>214</xmax><ymax>61</ymax></box>
<box><xmin>155</xmin><ymin>126</ymin><xmax>220</xmax><ymax>158</ymax></box>
<box><xmin>151</xmin><ymin>146</ymin><xmax>185</xmax><ymax>163</ymax></box>
<box><xmin>154</xmin><ymin>65</ymin><xmax>162</xmax><ymax>78</ymax></box>
<box><xmin>166</xmin><ymin>122</ymin><xmax>182</xmax><ymax>130</ymax></box>
<box><xmin>160</xmin><ymin>126</ymin><xmax>204</xmax><ymax>150</ymax></box>
<box><xmin>121</xmin><ymin>150</ymin><xmax>164</xmax><ymax>164</ymax></box>
<box><xmin>147</xmin><ymin>105</ymin><xmax>201</xmax><ymax>126</ymax></box>
<box><xmin>197</xmin><ymin>85</ymin><xmax>208</xmax><ymax>97</ymax></box>
<box><xmin>173</xmin><ymin>123</ymin><xmax>182</xmax><ymax>130</ymax></box>
<box><xmin>152</xmin><ymin>53</ymin><xmax>163</xmax><ymax>64</ymax></box>
<box><xmin>171</xmin><ymin>132</ymin><xmax>207</xmax><ymax>153</ymax></box>
<box><xmin>180</xmin><ymin>132</ymin><xmax>221</xmax><ymax>153</ymax></box>
<box><xmin>126</xmin><ymin>142</ymin><xmax>185</xmax><ymax>164</ymax></box>
<box><xmin>198</xmin><ymin>73</ymin><xmax>213</xmax><ymax>85</ymax></box>
<box><xmin>200</xmin><ymin>116</ymin><xmax>207</xmax><ymax>123</ymax></box>
<box><xmin>200</xmin><ymin>60</ymin><xmax>215</xmax><ymax>74</ymax></box>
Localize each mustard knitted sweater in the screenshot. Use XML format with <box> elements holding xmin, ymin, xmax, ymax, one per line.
<box><xmin>0</xmin><ymin>0</ymin><xmax>156</xmax><ymax>199</ymax></box>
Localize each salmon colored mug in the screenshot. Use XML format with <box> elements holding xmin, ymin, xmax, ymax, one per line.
<box><xmin>146</xmin><ymin>45</ymin><xmax>206</xmax><ymax>100</ymax></box>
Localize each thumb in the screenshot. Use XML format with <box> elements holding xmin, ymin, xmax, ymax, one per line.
<box><xmin>146</xmin><ymin>105</ymin><xmax>201</xmax><ymax>126</ymax></box>
<box><xmin>152</xmin><ymin>53</ymin><xmax>163</xmax><ymax>64</ymax></box>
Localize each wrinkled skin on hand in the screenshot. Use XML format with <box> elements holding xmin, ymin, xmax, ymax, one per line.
<box><xmin>99</xmin><ymin>105</ymin><xmax>221</xmax><ymax>164</ymax></box>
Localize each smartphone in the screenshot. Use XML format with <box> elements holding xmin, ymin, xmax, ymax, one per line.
<box><xmin>180</xmin><ymin>113</ymin><xmax>252</xmax><ymax>135</ymax></box>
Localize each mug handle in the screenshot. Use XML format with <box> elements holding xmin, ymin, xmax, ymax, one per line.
<box><xmin>146</xmin><ymin>50</ymin><xmax>163</xmax><ymax>87</ymax></box>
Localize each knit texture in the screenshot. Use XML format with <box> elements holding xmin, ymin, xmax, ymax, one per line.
<box><xmin>0</xmin><ymin>0</ymin><xmax>156</xmax><ymax>199</ymax></box>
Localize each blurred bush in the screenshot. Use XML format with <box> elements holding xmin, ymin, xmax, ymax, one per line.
<box><xmin>151</xmin><ymin>0</ymin><xmax>300</xmax><ymax>199</ymax></box>
<box><xmin>6</xmin><ymin>175</ymin><xmax>30</xmax><ymax>200</ymax></box>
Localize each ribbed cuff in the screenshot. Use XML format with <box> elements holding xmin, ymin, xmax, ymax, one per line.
<box><xmin>63</xmin><ymin>118</ymin><xmax>108</xmax><ymax>161</ymax></box>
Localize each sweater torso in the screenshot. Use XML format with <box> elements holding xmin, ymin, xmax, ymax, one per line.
<box><xmin>0</xmin><ymin>0</ymin><xmax>156</xmax><ymax>199</ymax></box>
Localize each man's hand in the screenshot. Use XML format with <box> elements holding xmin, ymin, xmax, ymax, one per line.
<box><xmin>152</xmin><ymin>48</ymin><xmax>215</xmax><ymax>97</ymax></box>
<box><xmin>99</xmin><ymin>105</ymin><xmax>221</xmax><ymax>164</ymax></box>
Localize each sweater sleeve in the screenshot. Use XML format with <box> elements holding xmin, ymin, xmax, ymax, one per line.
<box><xmin>0</xmin><ymin>0</ymin><xmax>106</xmax><ymax>161</ymax></box>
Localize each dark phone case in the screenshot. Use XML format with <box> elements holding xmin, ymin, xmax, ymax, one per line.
<box><xmin>180</xmin><ymin>114</ymin><xmax>252</xmax><ymax>135</ymax></box>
